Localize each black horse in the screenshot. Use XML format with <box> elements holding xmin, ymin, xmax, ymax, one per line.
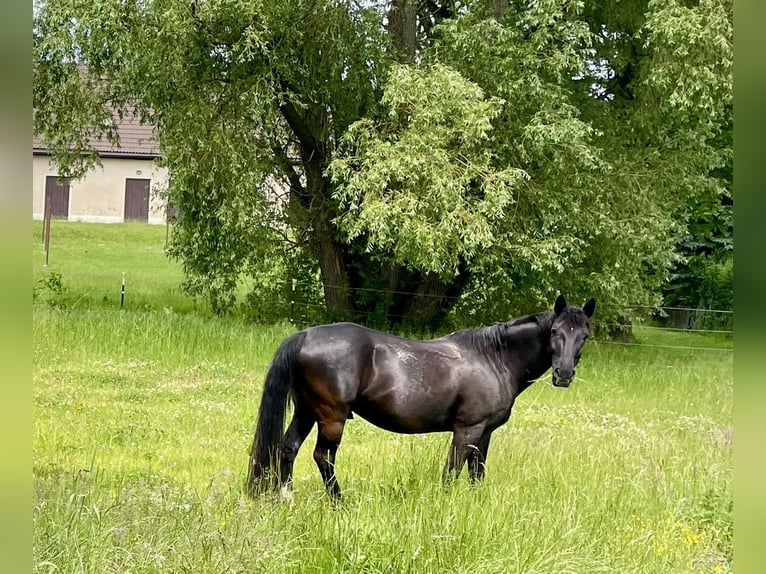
<box><xmin>247</xmin><ymin>294</ymin><xmax>595</xmax><ymax>499</ymax></box>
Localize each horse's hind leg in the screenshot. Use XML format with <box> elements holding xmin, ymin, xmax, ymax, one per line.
<box><xmin>279</xmin><ymin>405</ymin><xmax>315</xmax><ymax>499</ymax></box>
<box><xmin>313</xmin><ymin>419</ymin><xmax>346</xmax><ymax>499</ymax></box>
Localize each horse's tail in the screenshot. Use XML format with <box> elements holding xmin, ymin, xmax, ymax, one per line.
<box><xmin>246</xmin><ymin>330</ymin><xmax>306</xmax><ymax>496</ymax></box>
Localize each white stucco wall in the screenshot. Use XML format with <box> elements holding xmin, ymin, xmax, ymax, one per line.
<box><xmin>33</xmin><ymin>155</ymin><xmax>170</xmax><ymax>224</ymax></box>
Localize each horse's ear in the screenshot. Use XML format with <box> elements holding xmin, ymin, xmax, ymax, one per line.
<box><xmin>554</xmin><ymin>294</ymin><xmax>567</xmax><ymax>315</ymax></box>
<box><xmin>583</xmin><ymin>298</ymin><xmax>596</xmax><ymax>318</ymax></box>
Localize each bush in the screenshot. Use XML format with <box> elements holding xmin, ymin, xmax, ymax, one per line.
<box><xmin>33</xmin><ymin>272</ymin><xmax>67</xmax><ymax>309</ymax></box>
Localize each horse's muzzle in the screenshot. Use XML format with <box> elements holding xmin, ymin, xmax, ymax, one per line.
<box><xmin>552</xmin><ymin>368</ymin><xmax>574</xmax><ymax>387</ymax></box>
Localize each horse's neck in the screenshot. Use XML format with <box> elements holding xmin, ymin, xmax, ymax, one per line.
<box><xmin>503</xmin><ymin>323</ymin><xmax>552</xmax><ymax>395</ymax></box>
<box><xmin>518</xmin><ymin>354</ymin><xmax>552</xmax><ymax>393</ymax></box>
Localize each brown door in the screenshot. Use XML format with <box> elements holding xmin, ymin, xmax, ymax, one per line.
<box><xmin>124</xmin><ymin>178</ymin><xmax>151</xmax><ymax>221</ymax></box>
<box><xmin>44</xmin><ymin>176</ymin><xmax>70</xmax><ymax>219</ymax></box>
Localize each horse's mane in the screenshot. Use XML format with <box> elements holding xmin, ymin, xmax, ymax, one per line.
<box><xmin>446</xmin><ymin>307</ymin><xmax>588</xmax><ymax>354</ymax></box>
<box><xmin>507</xmin><ymin>312</ymin><xmax>553</xmax><ymax>329</ymax></box>
<box><xmin>446</xmin><ymin>312</ymin><xmax>553</xmax><ymax>353</ymax></box>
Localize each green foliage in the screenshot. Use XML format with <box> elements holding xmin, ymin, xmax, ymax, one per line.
<box><xmin>240</xmin><ymin>246</ymin><xmax>327</xmax><ymax>325</ymax></box>
<box><xmin>665</xmin><ymin>251</ymin><xmax>733</xmax><ymax>329</ymax></box>
<box><xmin>330</xmin><ymin>64</ymin><xmax>524</xmax><ymax>277</ymax></box>
<box><xmin>643</xmin><ymin>0</ymin><xmax>733</xmax><ymax>124</ymax></box>
<box><xmin>33</xmin><ymin>272</ymin><xmax>67</xmax><ymax>309</ymax></box>
<box><xmin>661</xmin><ymin>116</ymin><xmax>733</xmax><ymax>324</ymax></box>
<box><xmin>430</xmin><ymin>1</ymin><xmax>669</xmax><ymax>317</ymax></box>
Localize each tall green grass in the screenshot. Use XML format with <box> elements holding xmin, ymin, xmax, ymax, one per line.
<box><xmin>33</xmin><ymin>222</ymin><xmax>733</xmax><ymax>573</ymax></box>
<box><xmin>33</xmin><ymin>220</ymin><xmax>195</xmax><ymax>312</ymax></box>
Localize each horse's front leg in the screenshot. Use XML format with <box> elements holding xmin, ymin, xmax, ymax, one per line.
<box><xmin>467</xmin><ymin>429</ymin><xmax>493</xmax><ymax>483</ymax></box>
<box><xmin>442</xmin><ymin>423</ymin><xmax>486</xmax><ymax>483</ymax></box>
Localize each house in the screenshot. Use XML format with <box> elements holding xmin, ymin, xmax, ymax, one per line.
<box><xmin>33</xmin><ymin>113</ymin><xmax>170</xmax><ymax>224</ymax></box>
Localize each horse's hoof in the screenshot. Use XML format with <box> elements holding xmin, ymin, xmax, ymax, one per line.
<box><xmin>279</xmin><ymin>484</ymin><xmax>294</xmax><ymax>503</ymax></box>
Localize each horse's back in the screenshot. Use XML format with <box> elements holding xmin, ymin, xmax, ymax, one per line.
<box><xmin>299</xmin><ymin>322</ymin><xmax>461</xmax><ymax>368</ymax></box>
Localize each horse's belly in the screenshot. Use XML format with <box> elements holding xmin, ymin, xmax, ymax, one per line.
<box><xmin>351</xmin><ymin>397</ymin><xmax>452</xmax><ymax>434</ymax></box>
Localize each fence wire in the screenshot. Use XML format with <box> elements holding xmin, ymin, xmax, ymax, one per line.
<box><xmin>295</xmin><ymin>279</ymin><xmax>734</xmax><ymax>316</ymax></box>
<box><xmin>280</xmin><ymin>281</ymin><xmax>734</xmax><ymax>353</ymax></box>
<box><xmin>593</xmin><ymin>340</ymin><xmax>733</xmax><ymax>353</ymax></box>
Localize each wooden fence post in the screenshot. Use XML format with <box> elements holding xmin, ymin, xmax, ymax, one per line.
<box><xmin>44</xmin><ymin>196</ymin><xmax>52</xmax><ymax>266</ymax></box>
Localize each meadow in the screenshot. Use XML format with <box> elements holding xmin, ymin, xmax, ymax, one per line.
<box><xmin>33</xmin><ymin>222</ymin><xmax>733</xmax><ymax>573</ymax></box>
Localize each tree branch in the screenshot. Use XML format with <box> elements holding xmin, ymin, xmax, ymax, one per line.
<box><xmin>271</xmin><ymin>143</ymin><xmax>305</xmax><ymax>196</ymax></box>
<box><xmin>276</xmin><ymin>80</ymin><xmax>321</xmax><ymax>157</ymax></box>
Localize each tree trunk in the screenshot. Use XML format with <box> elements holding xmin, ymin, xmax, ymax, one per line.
<box><xmin>302</xmin><ymin>128</ymin><xmax>354</xmax><ymax>317</ymax></box>
<box><xmin>388</xmin><ymin>0</ymin><xmax>417</xmax><ymax>62</ymax></box>
<box><xmin>493</xmin><ymin>0</ymin><xmax>509</xmax><ymax>20</ymax></box>
<box><xmin>315</xmin><ymin>228</ymin><xmax>354</xmax><ymax>317</ymax></box>
<box><xmin>400</xmin><ymin>263</ymin><xmax>470</xmax><ymax>330</ymax></box>
<box><xmin>404</xmin><ymin>272</ymin><xmax>451</xmax><ymax>329</ymax></box>
<box><xmin>340</xmin><ymin>251</ymin><xmax>470</xmax><ymax>331</ymax></box>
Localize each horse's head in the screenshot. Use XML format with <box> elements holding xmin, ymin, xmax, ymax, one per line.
<box><xmin>549</xmin><ymin>295</ymin><xmax>596</xmax><ymax>387</ymax></box>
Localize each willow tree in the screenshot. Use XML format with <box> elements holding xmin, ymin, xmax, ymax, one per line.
<box><xmin>33</xmin><ymin>0</ymin><xmax>732</xmax><ymax>328</ymax></box>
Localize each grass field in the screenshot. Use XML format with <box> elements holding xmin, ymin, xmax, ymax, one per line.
<box><xmin>33</xmin><ymin>222</ymin><xmax>733</xmax><ymax>573</ymax></box>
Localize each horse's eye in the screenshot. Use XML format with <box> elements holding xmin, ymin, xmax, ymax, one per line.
<box><xmin>551</xmin><ymin>328</ymin><xmax>558</xmax><ymax>336</ymax></box>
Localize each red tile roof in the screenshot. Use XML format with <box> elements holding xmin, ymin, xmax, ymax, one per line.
<box><xmin>33</xmin><ymin>111</ymin><xmax>160</xmax><ymax>159</ymax></box>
